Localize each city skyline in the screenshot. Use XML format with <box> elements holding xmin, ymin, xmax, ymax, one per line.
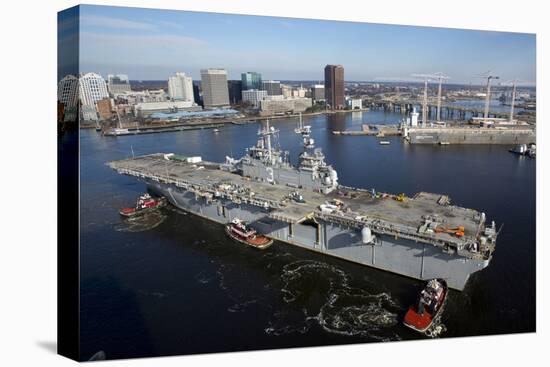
<box><xmin>62</xmin><ymin>5</ymin><xmax>537</xmax><ymax>85</ymax></box>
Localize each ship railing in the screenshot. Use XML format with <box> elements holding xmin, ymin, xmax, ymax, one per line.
<box><xmin>316</xmin><ymin>211</ymin><xmax>471</xmax><ymax>253</ymax></box>
<box><xmin>117</xmin><ymin>168</ymin><xmax>284</xmax><ymax>209</ymax></box>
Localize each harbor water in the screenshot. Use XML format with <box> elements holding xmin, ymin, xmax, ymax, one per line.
<box><xmin>75</xmin><ymin>110</ymin><xmax>535</xmax><ymax>360</ymax></box>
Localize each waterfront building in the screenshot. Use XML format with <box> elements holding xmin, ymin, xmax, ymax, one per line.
<box><xmin>261</xmin><ymin>80</ymin><xmax>281</xmax><ymax>96</ymax></box>
<box><xmin>347</xmin><ymin>98</ymin><xmax>363</xmax><ymax>110</ymax></box>
<box><xmin>242</xmin><ymin>89</ymin><xmax>268</xmax><ymax>108</ymax></box>
<box><xmin>168</xmin><ymin>72</ymin><xmax>194</xmax><ymax>102</ymax></box>
<box><xmin>201</xmin><ymin>69</ymin><xmax>230</xmax><ymax>108</ymax></box>
<box><xmin>135</xmin><ymin>100</ymin><xmax>202</xmax><ymax>118</ymax></box>
<box><xmin>79</xmin><ymin>72</ymin><xmax>109</xmax><ymax>107</ymax></box>
<box><xmin>259</xmin><ymin>96</ymin><xmax>312</xmax><ymax>115</ymax></box>
<box><xmin>228</xmin><ymin>80</ymin><xmax>243</xmax><ymax>104</ymax></box>
<box><xmin>324</xmin><ymin>64</ymin><xmax>345</xmax><ymax>109</ymax></box>
<box><xmin>96</xmin><ymin>98</ymin><xmax>114</xmax><ymax>120</ymax></box>
<box><xmin>81</xmin><ymin>105</ymin><xmax>98</xmax><ymax>121</ymax></box>
<box><xmin>292</xmin><ymin>86</ymin><xmax>308</xmax><ymax>98</ymax></box>
<box><xmin>192</xmin><ymin>83</ymin><xmax>202</xmax><ymax>107</ymax></box>
<box><xmin>57</xmin><ymin>74</ymin><xmax>79</xmax><ymax>109</ymax></box>
<box><xmin>107</xmin><ymin>74</ymin><xmax>131</xmax><ymax>95</ymax></box>
<box><xmin>115</xmin><ymin>104</ymin><xmax>134</xmax><ymax>117</ymax></box>
<box><xmin>281</xmin><ymin>84</ymin><xmax>293</xmax><ymax>98</ymax></box>
<box><xmin>241</xmin><ymin>72</ymin><xmax>262</xmax><ymax>90</ymax></box>
<box><xmin>311</xmin><ymin>84</ymin><xmax>325</xmax><ymax>102</ymax></box>
<box><xmin>114</xmin><ymin>89</ymin><xmax>167</xmax><ymax>105</ymax></box>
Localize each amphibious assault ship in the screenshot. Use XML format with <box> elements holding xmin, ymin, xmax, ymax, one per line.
<box><xmin>109</xmin><ymin>118</ymin><xmax>497</xmax><ymax>290</ymax></box>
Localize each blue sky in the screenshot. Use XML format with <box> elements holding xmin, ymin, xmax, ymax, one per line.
<box><xmin>65</xmin><ymin>4</ymin><xmax>536</xmax><ymax>84</ymax></box>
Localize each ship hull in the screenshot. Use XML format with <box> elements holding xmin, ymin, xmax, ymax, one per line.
<box><xmin>147</xmin><ymin>180</ymin><xmax>488</xmax><ymax>291</ymax></box>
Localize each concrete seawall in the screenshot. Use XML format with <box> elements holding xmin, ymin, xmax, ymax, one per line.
<box><xmin>407</xmin><ymin>128</ymin><xmax>536</xmax><ymax>145</ymax></box>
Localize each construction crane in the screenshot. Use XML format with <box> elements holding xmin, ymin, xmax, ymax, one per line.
<box><xmin>411</xmin><ymin>74</ymin><xmax>431</xmax><ymax>127</ymax></box>
<box><xmin>505</xmin><ymin>79</ymin><xmax>525</xmax><ymax>124</ymax></box>
<box><xmin>504</xmin><ymin>79</ymin><xmax>521</xmax><ymax>124</ymax></box>
<box><xmin>411</xmin><ymin>73</ymin><xmax>450</xmax><ymax>126</ymax></box>
<box><xmin>412</xmin><ymin>73</ymin><xmax>450</xmax><ymax>122</ymax></box>
<box><xmin>476</xmin><ymin>72</ymin><xmax>500</xmax><ymax>123</ymax></box>
<box><xmin>433</xmin><ymin>73</ymin><xmax>450</xmax><ymax>122</ymax></box>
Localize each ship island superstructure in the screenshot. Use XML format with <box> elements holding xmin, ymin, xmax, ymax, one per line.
<box><xmin>109</xmin><ymin>118</ymin><xmax>497</xmax><ymax>291</ymax></box>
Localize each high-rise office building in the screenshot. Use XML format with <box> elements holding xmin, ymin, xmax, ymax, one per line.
<box><xmin>241</xmin><ymin>72</ymin><xmax>262</xmax><ymax>90</ymax></box>
<box><xmin>107</xmin><ymin>74</ymin><xmax>131</xmax><ymax>95</ymax></box>
<box><xmin>79</xmin><ymin>72</ymin><xmax>109</xmax><ymax>107</ymax></box>
<box><xmin>261</xmin><ymin>80</ymin><xmax>282</xmax><ymax>96</ymax></box>
<box><xmin>242</xmin><ymin>89</ymin><xmax>268</xmax><ymax>108</ymax></box>
<box><xmin>324</xmin><ymin>65</ymin><xmax>345</xmax><ymax>109</ymax></box>
<box><xmin>57</xmin><ymin>74</ymin><xmax>79</xmax><ymax>108</ymax></box>
<box><xmin>168</xmin><ymin>72</ymin><xmax>194</xmax><ymax>102</ymax></box>
<box><xmin>311</xmin><ymin>84</ymin><xmax>325</xmax><ymax>102</ymax></box>
<box><xmin>228</xmin><ymin>80</ymin><xmax>243</xmax><ymax>104</ymax></box>
<box><xmin>200</xmin><ymin>69</ymin><xmax>230</xmax><ymax>108</ymax></box>
<box><xmin>192</xmin><ymin>82</ymin><xmax>202</xmax><ymax>107</ymax></box>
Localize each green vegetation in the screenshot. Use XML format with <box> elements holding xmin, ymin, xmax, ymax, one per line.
<box><xmin>305</xmin><ymin>103</ymin><xmax>326</xmax><ymax>113</ymax></box>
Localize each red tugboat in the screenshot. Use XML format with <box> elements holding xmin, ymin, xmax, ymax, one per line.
<box><xmin>403</xmin><ymin>278</ymin><xmax>448</xmax><ymax>333</ymax></box>
<box><xmin>119</xmin><ymin>193</ymin><xmax>166</xmax><ymax>217</ymax></box>
<box><xmin>225</xmin><ymin>218</ymin><xmax>273</xmax><ymax>249</ymax></box>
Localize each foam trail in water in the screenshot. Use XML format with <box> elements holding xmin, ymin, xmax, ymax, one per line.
<box><xmin>114</xmin><ymin>211</ymin><xmax>167</xmax><ymax>232</ymax></box>
<box><xmin>266</xmin><ymin>260</ymin><xmax>402</xmax><ymax>341</ymax></box>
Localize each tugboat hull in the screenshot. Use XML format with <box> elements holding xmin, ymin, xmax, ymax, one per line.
<box><xmin>224</xmin><ymin>225</ymin><xmax>273</xmax><ymax>249</ymax></box>
<box><xmin>403</xmin><ymin>279</ymin><xmax>448</xmax><ymax>333</ymax></box>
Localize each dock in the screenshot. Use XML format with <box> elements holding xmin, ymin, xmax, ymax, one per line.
<box><xmin>405</xmin><ymin>126</ymin><xmax>536</xmax><ymax>144</ymax></box>
<box><xmin>333</xmin><ymin>124</ymin><xmax>401</xmax><ymax>136</ymax></box>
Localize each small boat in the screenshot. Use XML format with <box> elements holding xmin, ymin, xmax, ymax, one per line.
<box><xmin>105</xmin><ymin>128</ymin><xmax>131</xmax><ymax>136</ymax></box>
<box><xmin>439</xmin><ymin>141</ymin><xmax>450</xmax><ymax>146</ymax></box>
<box><xmin>119</xmin><ymin>193</ymin><xmax>166</xmax><ymax>217</ymax></box>
<box><xmin>225</xmin><ymin>218</ymin><xmax>273</xmax><ymax>249</ymax></box>
<box><xmin>527</xmin><ymin>143</ymin><xmax>536</xmax><ymax>158</ymax></box>
<box><xmin>509</xmin><ymin>144</ymin><xmax>528</xmax><ymax>155</ymax></box>
<box><xmin>403</xmin><ymin>278</ymin><xmax>448</xmax><ymax>333</ymax></box>
<box><xmin>379</xmin><ymin>140</ymin><xmax>390</xmax><ymax>145</ymax></box>
<box><xmin>213</xmin><ymin>128</ymin><xmax>220</xmax><ymax>133</ymax></box>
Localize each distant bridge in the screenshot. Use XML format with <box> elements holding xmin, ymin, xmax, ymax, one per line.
<box><xmin>367</xmin><ymin>98</ymin><xmax>513</xmax><ymax>121</ymax></box>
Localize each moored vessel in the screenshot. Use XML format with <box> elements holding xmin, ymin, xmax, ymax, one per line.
<box><xmin>109</xmin><ymin>117</ymin><xmax>498</xmax><ymax>291</ymax></box>
<box><xmin>119</xmin><ymin>193</ymin><xmax>166</xmax><ymax>217</ymax></box>
<box><xmin>509</xmin><ymin>143</ymin><xmax>536</xmax><ymax>158</ymax></box>
<box><xmin>403</xmin><ymin>278</ymin><xmax>448</xmax><ymax>333</ymax></box>
<box><xmin>225</xmin><ymin>218</ymin><xmax>273</xmax><ymax>249</ymax></box>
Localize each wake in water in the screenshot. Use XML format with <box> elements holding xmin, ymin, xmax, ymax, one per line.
<box><xmin>266</xmin><ymin>260</ymin><xmax>402</xmax><ymax>341</ymax></box>
<box><xmin>114</xmin><ymin>210</ymin><xmax>167</xmax><ymax>232</ymax></box>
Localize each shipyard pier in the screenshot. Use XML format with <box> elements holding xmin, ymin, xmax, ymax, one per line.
<box><xmin>109</xmin><ymin>120</ymin><xmax>497</xmax><ymax>290</ymax></box>
<box><xmin>404</xmin><ymin>125</ymin><xmax>535</xmax><ymax>145</ymax></box>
